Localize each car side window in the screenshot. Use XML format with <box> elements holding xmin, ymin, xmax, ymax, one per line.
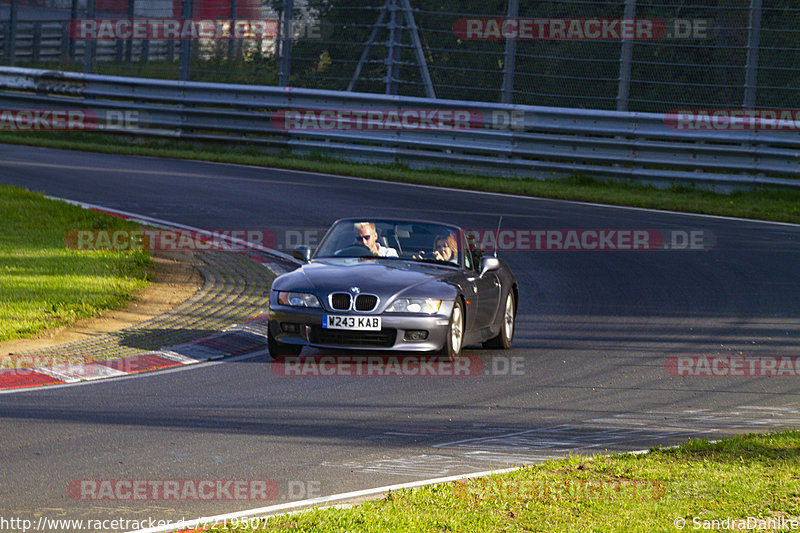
<box><xmin>462</xmin><ymin>232</ymin><xmax>474</xmax><ymax>271</ymax></box>
<box><xmin>464</xmin><ymin>233</ymin><xmax>485</xmax><ymax>272</ymax></box>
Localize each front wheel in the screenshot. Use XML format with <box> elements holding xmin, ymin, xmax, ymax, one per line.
<box><xmin>268</xmin><ymin>327</ymin><xmax>302</xmax><ymax>360</ymax></box>
<box><xmin>438</xmin><ymin>300</ymin><xmax>464</xmax><ymax>359</ymax></box>
<box><xmin>482</xmin><ymin>291</ymin><xmax>515</xmax><ymax>349</ymax></box>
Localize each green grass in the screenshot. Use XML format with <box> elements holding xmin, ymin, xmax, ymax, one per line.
<box><xmin>209</xmin><ymin>431</ymin><xmax>800</xmax><ymax>532</ymax></box>
<box><xmin>1</xmin><ymin>131</ymin><xmax>800</xmax><ymax>224</ymax></box>
<box><xmin>0</xmin><ymin>185</ymin><xmax>153</xmax><ymax>342</ymax></box>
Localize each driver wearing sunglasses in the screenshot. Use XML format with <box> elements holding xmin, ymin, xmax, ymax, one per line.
<box><xmin>353</xmin><ymin>222</ymin><xmax>398</xmax><ymax>257</ymax></box>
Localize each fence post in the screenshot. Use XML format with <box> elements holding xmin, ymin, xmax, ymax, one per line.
<box><xmin>178</xmin><ymin>0</ymin><xmax>193</xmax><ymax>81</ymax></box>
<box><xmin>278</xmin><ymin>0</ymin><xmax>293</xmax><ymax>86</ymax></box>
<box><xmin>385</xmin><ymin>0</ymin><xmax>399</xmax><ymax>95</ymax></box>
<box><xmin>69</xmin><ymin>0</ymin><xmax>78</xmax><ymax>63</ymax></box>
<box><xmin>400</xmin><ymin>0</ymin><xmax>434</xmax><ymax>98</ymax></box>
<box><xmin>616</xmin><ymin>0</ymin><xmax>636</xmax><ymax>111</ymax></box>
<box><xmin>743</xmin><ymin>0</ymin><xmax>762</xmax><ymax>108</ymax></box>
<box><xmin>141</xmin><ymin>38</ymin><xmax>149</xmax><ymax>62</ymax></box>
<box><xmin>348</xmin><ymin>1</ymin><xmax>388</xmax><ymax>92</ymax></box>
<box><xmin>124</xmin><ymin>0</ymin><xmax>134</xmax><ymax>63</ymax></box>
<box><xmin>61</xmin><ymin>22</ymin><xmax>70</xmax><ymax>61</ymax></box>
<box><xmin>501</xmin><ymin>0</ymin><xmax>518</xmax><ymax>104</ymax></box>
<box><xmin>32</xmin><ymin>22</ymin><xmax>41</xmax><ymax>63</ymax></box>
<box><xmin>83</xmin><ymin>0</ymin><xmax>95</xmax><ymax>73</ymax></box>
<box><xmin>228</xmin><ymin>0</ymin><xmax>237</xmax><ymax>60</ymax></box>
<box><xmin>7</xmin><ymin>0</ymin><xmax>17</xmax><ymax>64</ymax></box>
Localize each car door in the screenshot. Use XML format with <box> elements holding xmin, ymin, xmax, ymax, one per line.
<box><xmin>463</xmin><ymin>235</ymin><xmax>501</xmax><ymax>330</ymax></box>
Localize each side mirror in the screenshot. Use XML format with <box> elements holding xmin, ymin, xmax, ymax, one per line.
<box><xmin>292</xmin><ymin>246</ymin><xmax>312</xmax><ymax>263</ymax></box>
<box><xmin>480</xmin><ymin>256</ymin><xmax>500</xmax><ymax>276</ymax></box>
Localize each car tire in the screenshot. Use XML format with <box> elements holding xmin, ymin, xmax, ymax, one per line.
<box><xmin>268</xmin><ymin>327</ymin><xmax>302</xmax><ymax>360</ymax></box>
<box><xmin>438</xmin><ymin>300</ymin><xmax>464</xmax><ymax>360</ymax></box>
<box><xmin>482</xmin><ymin>291</ymin><xmax>515</xmax><ymax>349</ymax></box>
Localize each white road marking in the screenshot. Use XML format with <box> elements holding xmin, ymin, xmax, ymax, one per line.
<box><xmin>125</xmin><ymin>466</ymin><xmax>521</xmax><ymax>533</ymax></box>
<box><xmin>51</xmin><ymin>196</ymin><xmax>300</xmax><ymax>265</ymax></box>
<box><xmin>322</xmin><ymin>454</ymin><xmax>480</xmax><ymax>477</ymax></box>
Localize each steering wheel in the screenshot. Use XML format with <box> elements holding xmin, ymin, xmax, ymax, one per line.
<box><xmin>334</xmin><ymin>244</ymin><xmax>373</xmax><ymax>257</ymax></box>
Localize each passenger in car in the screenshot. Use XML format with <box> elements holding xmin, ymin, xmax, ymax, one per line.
<box><xmin>354</xmin><ymin>222</ymin><xmax>399</xmax><ymax>257</ymax></box>
<box><xmin>432</xmin><ymin>234</ymin><xmax>458</xmax><ymax>263</ymax></box>
<box><xmin>413</xmin><ymin>233</ymin><xmax>458</xmax><ymax>263</ymax></box>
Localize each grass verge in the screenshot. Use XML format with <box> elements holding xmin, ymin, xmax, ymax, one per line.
<box><xmin>0</xmin><ymin>185</ymin><xmax>153</xmax><ymax>342</ymax></box>
<box><xmin>1</xmin><ymin>132</ymin><xmax>799</xmax><ymax>224</ymax></box>
<box><xmin>208</xmin><ymin>430</ymin><xmax>800</xmax><ymax>532</ymax></box>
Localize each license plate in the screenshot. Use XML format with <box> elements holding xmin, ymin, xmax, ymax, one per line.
<box><xmin>323</xmin><ymin>315</ymin><xmax>381</xmax><ymax>330</ymax></box>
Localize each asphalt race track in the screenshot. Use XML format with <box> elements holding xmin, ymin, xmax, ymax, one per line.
<box><xmin>1</xmin><ymin>144</ymin><xmax>799</xmax><ymax>531</ymax></box>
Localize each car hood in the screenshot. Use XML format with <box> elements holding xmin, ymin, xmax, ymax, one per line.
<box><xmin>274</xmin><ymin>258</ymin><xmax>460</xmax><ymax>301</ymax></box>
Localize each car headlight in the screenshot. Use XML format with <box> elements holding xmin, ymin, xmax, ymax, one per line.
<box><xmin>277</xmin><ymin>291</ymin><xmax>321</xmax><ymax>308</ymax></box>
<box><xmin>386</xmin><ymin>298</ymin><xmax>442</xmax><ymax>314</ymax></box>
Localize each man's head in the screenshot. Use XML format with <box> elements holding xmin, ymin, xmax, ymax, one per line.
<box><xmin>354</xmin><ymin>222</ymin><xmax>380</xmax><ymax>255</ymax></box>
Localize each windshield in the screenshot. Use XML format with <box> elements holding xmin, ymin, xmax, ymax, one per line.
<box><xmin>314</xmin><ymin>220</ymin><xmax>462</xmax><ymax>265</ymax></box>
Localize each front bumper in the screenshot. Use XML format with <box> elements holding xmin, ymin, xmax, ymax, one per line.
<box><xmin>268</xmin><ymin>301</ymin><xmax>454</xmax><ymax>352</ymax></box>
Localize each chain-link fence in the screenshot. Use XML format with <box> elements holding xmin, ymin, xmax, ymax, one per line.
<box><xmin>0</xmin><ymin>0</ymin><xmax>797</xmax><ymax>113</ymax></box>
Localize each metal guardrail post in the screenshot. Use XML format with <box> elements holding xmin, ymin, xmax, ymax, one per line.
<box><xmin>179</xmin><ymin>0</ymin><xmax>193</xmax><ymax>81</ymax></box>
<box><xmin>744</xmin><ymin>0</ymin><xmax>762</xmax><ymax>108</ymax></box>
<box><xmin>616</xmin><ymin>0</ymin><xmax>636</xmax><ymax>111</ymax></box>
<box><xmin>278</xmin><ymin>0</ymin><xmax>293</xmax><ymax>87</ymax></box>
<box><xmin>501</xmin><ymin>0</ymin><xmax>518</xmax><ymax>104</ymax></box>
<box><xmin>83</xmin><ymin>0</ymin><xmax>96</xmax><ymax>73</ymax></box>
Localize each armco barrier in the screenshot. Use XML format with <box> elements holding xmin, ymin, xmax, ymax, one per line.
<box><xmin>0</xmin><ymin>66</ymin><xmax>798</xmax><ymax>189</ymax></box>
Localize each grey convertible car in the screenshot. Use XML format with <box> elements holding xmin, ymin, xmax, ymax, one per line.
<box><xmin>267</xmin><ymin>218</ymin><xmax>517</xmax><ymax>359</ymax></box>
